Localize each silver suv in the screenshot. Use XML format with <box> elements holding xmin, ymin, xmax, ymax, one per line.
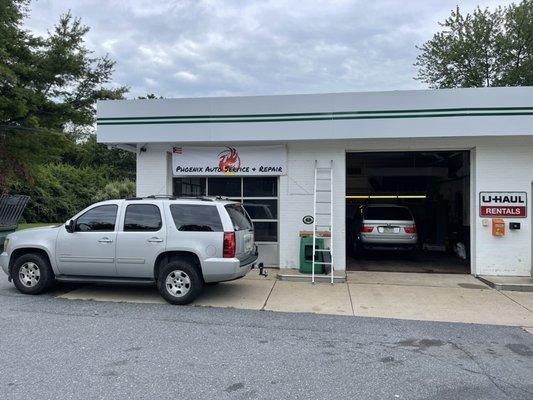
<box><xmin>354</xmin><ymin>204</ymin><xmax>418</xmax><ymax>253</ymax></box>
<box><xmin>0</xmin><ymin>196</ymin><xmax>258</xmax><ymax>305</ymax></box>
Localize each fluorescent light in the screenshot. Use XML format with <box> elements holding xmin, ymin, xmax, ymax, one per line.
<box><xmin>345</xmin><ymin>194</ymin><xmax>427</xmax><ymax>199</ymax></box>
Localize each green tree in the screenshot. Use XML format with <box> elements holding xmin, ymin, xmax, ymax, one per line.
<box><xmin>415</xmin><ymin>1</ymin><xmax>533</xmax><ymax>88</ymax></box>
<box><xmin>62</xmin><ymin>135</ymin><xmax>136</xmax><ymax>181</ymax></box>
<box><xmin>0</xmin><ymin>0</ymin><xmax>128</xmax><ymax>192</ymax></box>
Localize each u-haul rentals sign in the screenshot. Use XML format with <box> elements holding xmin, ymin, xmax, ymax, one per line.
<box><xmin>172</xmin><ymin>145</ymin><xmax>287</xmax><ymax>176</ymax></box>
<box><xmin>479</xmin><ymin>192</ymin><xmax>527</xmax><ymax>218</ymax></box>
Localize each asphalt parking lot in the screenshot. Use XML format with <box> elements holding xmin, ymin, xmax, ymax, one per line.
<box><xmin>1</xmin><ymin>278</ymin><xmax>532</xmax><ymax>400</ymax></box>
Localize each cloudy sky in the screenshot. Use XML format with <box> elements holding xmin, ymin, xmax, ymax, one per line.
<box><xmin>25</xmin><ymin>0</ymin><xmax>514</xmax><ymax>98</ymax></box>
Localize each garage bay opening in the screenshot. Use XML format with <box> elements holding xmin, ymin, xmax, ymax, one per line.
<box><xmin>346</xmin><ymin>151</ymin><xmax>471</xmax><ymax>273</ymax></box>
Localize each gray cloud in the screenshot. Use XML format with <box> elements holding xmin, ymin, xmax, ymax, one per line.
<box><xmin>26</xmin><ymin>0</ymin><xmax>515</xmax><ymax>98</ymax></box>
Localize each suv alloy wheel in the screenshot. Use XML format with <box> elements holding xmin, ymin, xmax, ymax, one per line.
<box><xmin>12</xmin><ymin>253</ymin><xmax>55</xmax><ymax>295</ymax></box>
<box><xmin>157</xmin><ymin>260</ymin><xmax>202</xmax><ymax>305</ymax></box>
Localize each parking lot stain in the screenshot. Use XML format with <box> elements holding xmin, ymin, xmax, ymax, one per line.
<box><xmin>457</xmin><ymin>283</ymin><xmax>487</xmax><ymax>289</ymax></box>
<box><xmin>397</xmin><ymin>339</ymin><xmax>445</xmax><ymax>349</ymax></box>
<box><xmin>505</xmin><ymin>343</ymin><xmax>533</xmax><ymax>357</ymax></box>
<box><xmin>225</xmin><ymin>382</ymin><xmax>245</xmax><ymax>393</ymax></box>
<box><xmin>104</xmin><ymin>359</ymin><xmax>128</xmax><ymax>368</ymax></box>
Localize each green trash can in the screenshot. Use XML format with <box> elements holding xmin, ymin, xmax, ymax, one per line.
<box><xmin>0</xmin><ymin>225</ymin><xmax>17</xmax><ymax>253</ymax></box>
<box><xmin>299</xmin><ymin>236</ymin><xmax>326</xmax><ymax>274</ymax></box>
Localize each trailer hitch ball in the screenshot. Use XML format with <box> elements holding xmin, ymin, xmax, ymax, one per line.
<box><xmin>258</xmin><ymin>262</ymin><xmax>268</xmax><ymax>277</ymax></box>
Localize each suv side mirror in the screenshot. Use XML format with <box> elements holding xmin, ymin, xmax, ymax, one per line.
<box><xmin>65</xmin><ymin>219</ymin><xmax>76</xmax><ymax>233</ymax></box>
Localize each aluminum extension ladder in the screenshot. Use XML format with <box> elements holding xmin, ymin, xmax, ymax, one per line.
<box><xmin>311</xmin><ymin>160</ymin><xmax>334</xmax><ymax>284</ymax></box>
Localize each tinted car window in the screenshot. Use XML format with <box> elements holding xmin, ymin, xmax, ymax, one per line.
<box><xmin>170</xmin><ymin>204</ymin><xmax>223</xmax><ymax>232</ymax></box>
<box><xmin>124</xmin><ymin>204</ymin><xmax>162</xmax><ymax>231</ymax></box>
<box><xmin>364</xmin><ymin>207</ymin><xmax>413</xmax><ymax>221</ymax></box>
<box><xmin>225</xmin><ymin>204</ymin><xmax>253</xmax><ymax>231</ymax></box>
<box><xmin>76</xmin><ymin>205</ymin><xmax>118</xmax><ymax>232</ymax></box>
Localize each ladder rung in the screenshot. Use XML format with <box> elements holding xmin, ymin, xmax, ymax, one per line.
<box><xmin>316</xmin><ymin>167</ymin><xmax>331</xmax><ymax>170</ymax></box>
<box><xmin>315</xmin><ymin>224</ymin><xmax>331</xmax><ymax>227</ymax></box>
<box><xmin>316</xmin><ymin>178</ymin><xmax>330</xmax><ymax>181</ymax></box>
<box><xmin>315</xmin><ymin>212</ymin><xmax>330</xmax><ymax>215</ymax></box>
<box><xmin>314</xmin><ymin>249</ymin><xmax>330</xmax><ymax>252</ymax></box>
<box><xmin>314</xmin><ymin>262</ymin><xmax>332</xmax><ymax>265</ymax></box>
<box><xmin>316</xmin><ymin>201</ymin><xmax>331</xmax><ymax>203</ymax></box>
<box><xmin>316</xmin><ymin>189</ymin><xmax>331</xmax><ymax>192</ymax></box>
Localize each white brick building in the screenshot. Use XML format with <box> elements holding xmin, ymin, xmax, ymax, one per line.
<box><xmin>97</xmin><ymin>87</ymin><xmax>533</xmax><ymax>277</ymax></box>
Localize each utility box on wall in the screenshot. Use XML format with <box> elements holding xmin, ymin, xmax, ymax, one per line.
<box><xmin>492</xmin><ymin>218</ymin><xmax>505</xmax><ymax>236</ymax></box>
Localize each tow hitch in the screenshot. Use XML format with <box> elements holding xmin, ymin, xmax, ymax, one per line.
<box><xmin>253</xmin><ymin>262</ymin><xmax>268</xmax><ymax>277</ymax></box>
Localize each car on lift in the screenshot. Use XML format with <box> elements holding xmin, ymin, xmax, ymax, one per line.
<box><xmin>351</xmin><ymin>204</ymin><xmax>418</xmax><ymax>256</ymax></box>
<box><xmin>0</xmin><ymin>196</ymin><xmax>260</xmax><ymax>305</ymax></box>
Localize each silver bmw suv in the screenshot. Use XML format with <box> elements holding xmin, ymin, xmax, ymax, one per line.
<box><xmin>354</xmin><ymin>204</ymin><xmax>418</xmax><ymax>253</ymax></box>
<box><xmin>0</xmin><ymin>196</ymin><xmax>258</xmax><ymax>305</ymax></box>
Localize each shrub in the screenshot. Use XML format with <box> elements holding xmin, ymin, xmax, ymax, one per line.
<box><xmin>93</xmin><ymin>179</ymin><xmax>136</xmax><ymax>202</ymax></box>
<box><xmin>10</xmin><ymin>163</ymin><xmax>130</xmax><ymax>223</ymax></box>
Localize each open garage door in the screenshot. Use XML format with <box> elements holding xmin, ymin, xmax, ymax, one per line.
<box><xmin>346</xmin><ymin>151</ymin><xmax>471</xmax><ymax>274</ymax></box>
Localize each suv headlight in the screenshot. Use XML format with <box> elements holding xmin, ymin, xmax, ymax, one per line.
<box><xmin>3</xmin><ymin>238</ymin><xmax>9</xmax><ymax>253</ymax></box>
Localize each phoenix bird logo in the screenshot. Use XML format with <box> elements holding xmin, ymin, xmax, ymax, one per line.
<box><xmin>218</xmin><ymin>147</ymin><xmax>241</xmax><ymax>174</ymax></box>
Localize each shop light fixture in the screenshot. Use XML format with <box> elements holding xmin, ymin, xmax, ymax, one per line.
<box><xmin>345</xmin><ymin>195</ymin><xmax>427</xmax><ymax>199</ymax></box>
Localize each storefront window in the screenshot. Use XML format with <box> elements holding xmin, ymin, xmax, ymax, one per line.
<box><xmin>242</xmin><ymin>199</ymin><xmax>277</xmax><ymax>219</ymax></box>
<box><xmin>243</xmin><ymin>177</ymin><xmax>277</xmax><ymax>197</ymax></box>
<box><xmin>253</xmin><ymin>221</ymin><xmax>277</xmax><ymax>242</ymax></box>
<box><xmin>207</xmin><ymin>177</ymin><xmax>241</xmax><ymax>197</ymax></box>
<box><xmin>172</xmin><ymin>176</ymin><xmax>278</xmax><ymax>242</ymax></box>
<box><xmin>173</xmin><ymin>178</ymin><xmax>206</xmax><ymax>197</ymax></box>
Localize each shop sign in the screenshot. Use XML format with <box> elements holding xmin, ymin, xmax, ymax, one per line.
<box><xmin>172</xmin><ymin>145</ymin><xmax>286</xmax><ymax>176</ymax></box>
<box><xmin>479</xmin><ymin>191</ymin><xmax>527</xmax><ymax>218</ymax></box>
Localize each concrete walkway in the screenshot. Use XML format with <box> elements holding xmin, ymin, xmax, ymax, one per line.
<box><xmin>57</xmin><ymin>271</ymin><xmax>533</xmax><ymax>327</ymax></box>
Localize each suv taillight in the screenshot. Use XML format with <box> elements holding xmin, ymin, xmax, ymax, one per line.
<box><xmin>404</xmin><ymin>225</ymin><xmax>417</xmax><ymax>234</ymax></box>
<box><xmin>223</xmin><ymin>232</ymin><xmax>236</xmax><ymax>258</ymax></box>
<box><xmin>361</xmin><ymin>225</ymin><xmax>374</xmax><ymax>233</ymax></box>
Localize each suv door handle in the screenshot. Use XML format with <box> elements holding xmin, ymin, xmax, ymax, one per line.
<box><xmin>147</xmin><ymin>237</ymin><xmax>164</xmax><ymax>243</ymax></box>
<box><xmin>98</xmin><ymin>237</ymin><xmax>113</xmax><ymax>243</ymax></box>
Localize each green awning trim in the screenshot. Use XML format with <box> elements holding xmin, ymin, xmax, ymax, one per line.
<box><xmin>97</xmin><ymin>107</ymin><xmax>533</xmax><ymax>126</ymax></box>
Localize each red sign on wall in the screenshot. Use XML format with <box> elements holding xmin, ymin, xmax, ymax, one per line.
<box><xmin>479</xmin><ymin>192</ymin><xmax>527</xmax><ymax>218</ymax></box>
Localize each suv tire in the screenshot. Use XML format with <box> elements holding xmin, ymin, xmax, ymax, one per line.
<box><xmin>12</xmin><ymin>253</ymin><xmax>55</xmax><ymax>295</ymax></box>
<box><xmin>157</xmin><ymin>260</ymin><xmax>202</xmax><ymax>305</ymax></box>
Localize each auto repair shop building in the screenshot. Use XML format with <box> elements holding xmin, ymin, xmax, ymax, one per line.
<box><xmin>96</xmin><ymin>87</ymin><xmax>533</xmax><ymax>277</ymax></box>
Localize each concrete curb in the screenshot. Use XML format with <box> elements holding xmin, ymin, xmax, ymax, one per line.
<box><xmin>276</xmin><ymin>273</ymin><xmax>347</xmax><ymax>283</ymax></box>
<box><xmin>477</xmin><ymin>276</ymin><xmax>533</xmax><ymax>292</ymax></box>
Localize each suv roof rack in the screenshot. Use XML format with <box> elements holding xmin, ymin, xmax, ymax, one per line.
<box><xmin>125</xmin><ymin>195</ymin><xmax>177</xmax><ymax>201</ymax></box>
<box><xmin>125</xmin><ymin>195</ymin><xmax>233</xmax><ymax>202</ymax></box>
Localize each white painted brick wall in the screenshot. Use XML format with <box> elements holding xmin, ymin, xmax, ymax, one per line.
<box><xmin>137</xmin><ymin>137</ymin><xmax>533</xmax><ymax>276</ymax></box>
<box><xmin>474</xmin><ymin>143</ymin><xmax>533</xmax><ymax>276</ymax></box>
<box><xmin>279</xmin><ymin>142</ymin><xmax>345</xmax><ymax>269</ymax></box>
<box><xmin>136</xmin><ymin>144</ymin><xmax>171</xmax><ymax>197</ymax></box>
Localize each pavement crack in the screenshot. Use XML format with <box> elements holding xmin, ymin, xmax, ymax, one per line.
<box><xmin>450</xmin><ymin>342</ymin><xmax>521</xmax><ymax>399</ymax></box>
<box><xmin>496</xmin><ymin>290</ymin><xmax>533</xmax><ymax>313</ymax></box>
<box><xmin>260</xmin><ymin>279</ymin><xmax>276</xmax><ymax>311</ymax></box>
<box><xmin>346</xmin><ymin>282</ymin><xmax>355</xmax><ymax>316</ymax></box>
<box><xmin>380</xmin><ymin>340</ymin><xmax>533</xmax><ymax>399</ymax></box>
